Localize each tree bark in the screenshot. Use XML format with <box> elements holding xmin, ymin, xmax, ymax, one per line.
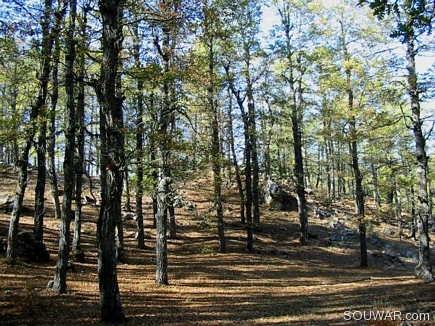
<box><xmin>52</xmin><ymin>0</ymin><xmax>76</xmax><ymax>294</ymax></box>
<box><xmin>7</xmin><ymin>0</ymin><xmax>62</xmax><ymax>264</ymax></box>
<box><xmin>395</xmin><ymin>188</ymin><xmax>403</xmax><ymax>241</ymax></box>
<box><xmin>48</xmin><ymin>23</ymin><xmax>61</xmax><ymax>221</ymax></box>
<box><xmin>95</xmin><ymin>0</ymin><xmax>126</xmax><ymax>320</ymax></box>
<box><xmin>243</xmin><ymin>108</ymin><xmax>253</xmax><ymax>252</ymax></box>
<box><xmin>371</xmin><ymin>162</ymin><xmax>381</xmax><ymax>208</ymax></box>
<box><xmin>225</xmin><ymin>65</ymin><xmax>253</xmax><ymax>251</ymax></box>
<box><xmin>33</xmin><ymin>0</ymin><xmax>64</xmax><ymax>240</ymax></box>
<box><xmin>248</xmin><ymin>96</ymin><xmax>260</xmax><ymax>229</ymax></box>
<box><xmin>280</xmin><ymin>8</ymin><xmax>308</xmax><ymax>244</ymax></box>
<box><xmin>72</xmin><ymin>6</ymin><xmax>88</xmax><ymax>254</ymax></box>
<box><xmin>34</xmin><ymin>114</ymin><xmax>47</xmax><ymax>241</ymax></box>
<box><xmin>123</xmin><ymin>170</ymin><xmax>132</xmax><ymax>212</ymax></box>
<box><xmin>405</xmin><ymin>24</ymin><xmax>433</xmax><ymax>281</ymax></box>
<box><xmin>154</xmin><ymin>1</ymin><xmax>177</xmax><ymax>238</ymax></box>
<box><xmin>156</xmin><ymin>177</ymin><xmax>171</xmax><ymax>285</ymax></box>
<box><xmin>134</xmin><ymin>20</ymin><xmax>145</xmax><ymax>249</ymax></box>
<box><xmin>7</xmin><ymin>145</ymin><xmax>31</xmax><ymax>264</ymax></box>
<box><xmin>227</xmin><ymin>88</ymin><xmax>245</xmax><ymax>224</ymax></box>
<box><xmin>205</xmin><ymin>31</ymin><xmax>226</xmax><ymax>253</ymax></box>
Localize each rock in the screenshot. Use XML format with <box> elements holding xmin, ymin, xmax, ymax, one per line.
<box><xmin>314</xmin><ymin>205</ymin><xmax>334</xmax><ymax>219</ymax></box>
<box><xmin>173</xmin><ymin>195</ymin><xmax>184</xmax><ymax>208</ymax></box>
<box><xmin>84</xmin><ymin>195</ymin><xmax>96</xmax><ymax>204</ymax></box>
<box><xmin>0</xmin><ymin>194</ymin><xmax>11</xmax><ymax>205</ymax></box>
<box><xmin>184</xmin><ymin>202</ymin><xmax>195</xmax><ymax>211</ymax></box>
<box><xmin>405</xmin><ymin>251</ymin><xmax>418</xmax><ymax>260</ymax></box>
<box><xmin>280</xmin><ymin>192</ymin><xmax>298</xmax><ymax>211</ymax></box>
<box><xmin>341</xmin><ymin>229</ymin><xmax>355</xmax><ymax>237</ymax></box>
<box><xmin>329</xmin><ymin>234</ymin><xmax>342</xmax><ymax>242</ymax></box>
<box><xmin>122</xmin><ymin>212</ymin><xmax>137</xmax><ymax>221</ymax></box>
<box><xmin>383</xmin><ymin>244</ymin><xmax>393</xmax><ymax>251</ymax></box>
<box><xmin>263</xmin><ymin>179</ymin><xmax>297</xmax><ymax>211</ymax></box>
<box><xmin>263</xmin><ymin>179</ymin><xmax>281</xmax><ymax>205</ymax></box>
<box><xmin>47</xmin><ymin>280</ymin><xmax>54</xmax><ymax>288</ymax></box>
<box><xmin>367</xmin><ymin>236</ymin><xmax>380</xmax><ymax>246</ymax></box>
<box><xmin>0</xmin><ymin>194</ymin><xmax>14</xmax><ymax>213</ymax></box>
<box><xmin>16</xmin><ymin>232</ymin><xmax>50</xmax><ymax>263</ymax></box>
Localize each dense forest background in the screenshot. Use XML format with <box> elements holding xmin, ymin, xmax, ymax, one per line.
<box><xmin>1</xmin><ymin>0</ymin><xmax>435</xmax><ymax>322</ymax></box>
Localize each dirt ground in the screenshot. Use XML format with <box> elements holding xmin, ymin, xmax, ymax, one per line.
<box><xmin>0</xmin><ymin>167</ymin><xmax>434</xmax><ymax>325</ymax></box>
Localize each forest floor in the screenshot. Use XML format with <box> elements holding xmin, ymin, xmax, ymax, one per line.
<box><xmin>0</xmin><ymin>165</ymin><xmax>434</xmax><ymax>326</ymax></box>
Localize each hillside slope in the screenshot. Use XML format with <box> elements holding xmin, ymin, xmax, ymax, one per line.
<box><xmin>0</xmin><ymin>167</ymin><xmax>434</xmax><ymax>325</ymax></box>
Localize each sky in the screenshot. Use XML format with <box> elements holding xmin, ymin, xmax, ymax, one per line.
<box><xmin>260</xmin><ymin>2</ymin><xmax>435</xmax><ymax>74</ymax></box>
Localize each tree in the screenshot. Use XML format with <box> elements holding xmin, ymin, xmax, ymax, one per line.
<box><xmin>272</xmin><ymin>0</ymin><xmax>313</xmax><ymax>244</ymax></box>
<box><xmin>223</xmin><ymin>0</ymin><xmax>263</xmax><ymax>251</ymax></box>
<box><xmin>72</xmin><ymin>4</ymin><xmax>91</xmax><ymax>256</ymax></box>
<box><xmin>52</xmin><ymin>0</ymin><xmax>75</xmax><ymax>294</ymax></box>
<box><xmin>359</xmin><ymin>0</ymin><xmax>434</xmax><ymax>281</ymax></box>
<box><xmin>155</xmin><ymin>177</ymin><xmax>171</xmax><ymax>285</ymax></box>
<box><xmin>189</xmin><ymin>1</ymin><xmax>226</xmax><ymax>253</ymax></box>
<box><xmin>153</xmin><ymin>0</ymin><xmax>182</xmax><ymax>240</ymax></box>
<box><xmin>7</xmin><ymin>0</ymin><xmax>65</xmax><ymax>264</ymax></box>
<box><xmin>94</xmin><ymin>0</ymin><xmax>127</xmax><ymax>320</ymax></box>
<box><xmin>133</xmin><ymin>19</ymin><xmax>146</xmax><ymax>250</ymax></box>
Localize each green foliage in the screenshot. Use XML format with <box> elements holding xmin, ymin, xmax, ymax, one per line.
<box><xmin>359</xmin><ymin>0</ymin><xmax>434</xmax><ymax>39</ymax></box>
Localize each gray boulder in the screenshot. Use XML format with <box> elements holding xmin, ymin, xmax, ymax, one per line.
<box><xmin>263</xmin><ymin>179</ymin><xmax>297</xmax><ymax>211</ymax></box>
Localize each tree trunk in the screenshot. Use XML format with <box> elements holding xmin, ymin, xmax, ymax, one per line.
<box><xmin>371</xmin><ymin>162</ymin><xmax>381</xmax><ymax>208</ymax></box>
<box><xmin>243</xmin><ymin>112</ymin><xmax>253</xmax><ymax>252</ymax></box>
<box><xmin>134</xmin><ymin>20</ymin><xmax>145</xmax><ymax>249</ymax></box>
<box><xmin>405</xmin><ymin>27</ymin><xmax>433</xmax><ymax>281</ymax></box>
<box><xmin>409</xmin><ymin>185</ymin><xmax>417</xmax><ymax>240</ymax></box>
<box><xmin>52</xmin><ymin>0</ymin><xmax>76</xmax><ymax>294</ymax></box>
<box><xmin>154</xmin><ymin>3</ymin><xmax>177</xmax><ymax>237</ymax></box>
<box><xmin>281</xmin><ymin>11</ymin><xmax>308</xmax><ymax>244</ymax></box>
<box><xmin>350</xmin><ymin>116</ymin><xmax>364</xmax><ymax>216</ymax></box>
<box><xmin>150</xmin><ymin>137</ymin><xmax>159</xmax><ymax>229</ymax></box>
<box><xmin>292</xmin><ymin>113</ymin><xmax>308</xmax><ymax>244</ymax></box>
<box><xmin>72</xmin><ymin>6</ymin><xmax>88</xmax><ymax>253</ymax></box>
<box><xmin>95</xmin><ymin>0</ymin><xmax>126</xmax><ymax>320</ymax></box>
<box><xmin>48</xmin><ymin>25</ymin><xmax>61</xmax><ymax>221</ymax></box>
<box><xmin>225</xmin><ymin>65</ymin><xmax>253</xmax><ymax>251</ymax></box>
<box><xmin>395</xmin><ymin>188</ymin><xmax>403</xmax><ymax>241</ymax></box>
<box><xmin>293</xmin><ymin>76</ymin><xmax>308</xmax><ymax>244</ymax></box>
<box><xmin>7</xmin><ymin>145</ymin><xmax>31</xmax><ymax>264</ymax></box>
<box><xmin>123</xmin><ymin>170</ymin><xmax>132</xmax><ymax>211</ymax></box>
<box><xmin>237</xmin><ymin>97</ymin><xmax>253</xmax><ymax>252</ymax></box>
<box><xmin>343</xmin><ymin>36</ymin><xmax>366</xmax><ymax>264</ymax></box>
<box><xmin>34</xmin><ymin>115</ymin><xmax>47</xmax><ymax>241</ymax></box>
<box><xmin>227</xmin><ymin>88</ymin><xmax>245</xmax><ymax>224</ymax></box>
<box><xmin>206</xmin><ymin>34</ymin><xmax>225</xmax><ymax>253</ymax></box>
<box><xmin>341</xmin><ymin>18</ymin><xmax>364</xmax><ymax>218</ymax></box>
<box><xmin>7</xmin><ymin>0</ymin><xmax>61</xmax><ymax>264</ymax></box>
<box><xmin>156</xmin><ymin>177</ymin><xmax>171</xmax><ymax>285</ymax></box>
<box><xmin>248</xmin><ymin>96</ymin><xmax>260</xmax><ymax>229</ymax></box>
